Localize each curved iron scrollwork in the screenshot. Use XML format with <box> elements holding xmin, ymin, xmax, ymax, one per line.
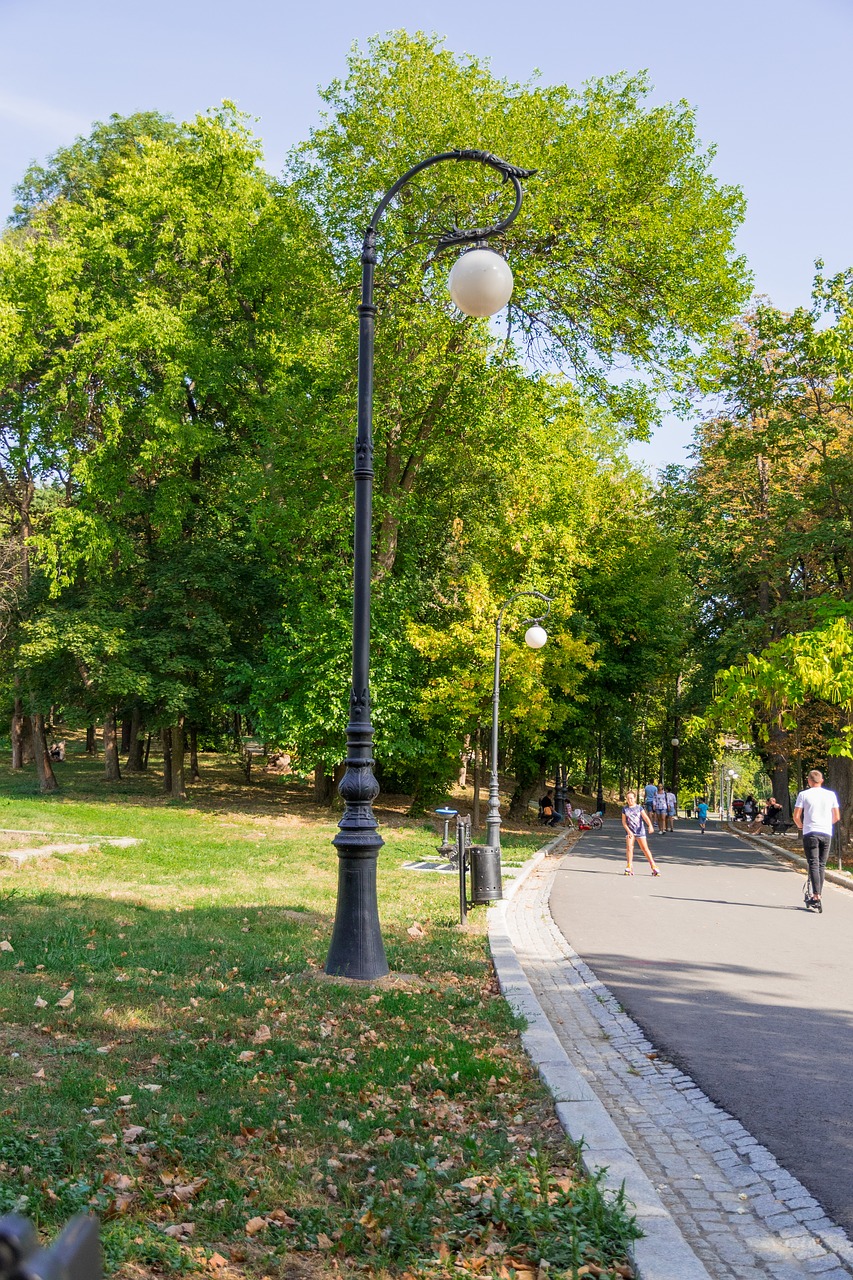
<box><xmin>366</xmin><ymin>149</ymin><xmax>537</xmax><ymax>259</ymax></box>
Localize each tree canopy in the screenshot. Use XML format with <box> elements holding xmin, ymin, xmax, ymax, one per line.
<box><xmin>0</xmin><ymin>30</ymin><xmax>782</xmax><ymax>823</ymax></box>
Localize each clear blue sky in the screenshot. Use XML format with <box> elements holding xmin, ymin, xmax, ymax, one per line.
<box><xmin>1</xmin><ymin>0</ymin><xmax>851</xmax><ymax>469</ymax></box>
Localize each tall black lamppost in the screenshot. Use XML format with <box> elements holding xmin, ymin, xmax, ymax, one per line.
<box><xmin>485</xmin><ymin>592</ymin><xmax>552</xmax><ymax>853</ymax></box>
<box><xmin>325</xmin><ymin>151</ymin><xmax>535</xmax><ymax>980</ymax></box>
<box><xmin>596</xmin><ymin>725</ymin><xmax>605</xmax><ymax>814</ymax></box>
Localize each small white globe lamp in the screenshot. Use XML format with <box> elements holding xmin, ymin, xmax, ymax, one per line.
<box><xmin>448</xmin><ymin>247</ymin><xmax>514</xmax><ymax>317</ymax></box>
<box><xmin>671</xmin><ymin>737</ymin><xmax>680</xmax><ymax>747</ymax></box>
<box><xmin>524</xmin><ymin>625</ymin><xmax>548</xmax><ymax>650</ymax></box>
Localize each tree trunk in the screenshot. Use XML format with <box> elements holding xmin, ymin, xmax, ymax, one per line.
<box><xmin>170</xmin><ymin>721</ymin><xmax>186</xmax><ymax>800</ymax></box>
<box><xmin>509</xmin><ymin>761</ymin><xmax>543</xmax><ymax>818</ymax></box>
<box><xmin>313</xmin><ymin>761</ymin><xmax>335</xmax><ymax>805</ymax></box>
<box><xmin>120</xmin><ymin>716</ymin><xmax>131</xmax><ymax>754</ymax></box>
<box><xmin>768</xmin><ymin>713</ymin><xmax>791</xmax><ymax>820</ymax></box>
<box><xmin>190</xmin><ymin>726</ymin><xmax>200</xmax><ymax>781</ymax></box>
<box><xmin>458</xmin><ymin>734</ymin><xmax>471</xmax><ymax>788</ymax></box>
<box><xmin>828</xmin><ymin>742</ymin><xmax>853</xmax><ymax>858</ymax></box>
<box><xmin>103</xmin><ymin>711</ymin><xmax>121</xmax><ymax>781</ymax></box>
<box><xmin>86</xmin><ymin>724</ymin><xmax>96</xmax><ymax>755</ymax></box>
<box><xmin>126</xmin><ymin>707</ymin><xmax>145</xmax><ymax>772</ymax></box>
<box><xmin>11</xmin><ymin>697</ymin><xmax>28</xmax><ymax>769</ymax></box>
<box><xmin>162</xmin><ymin>728</ymin><xmax>172</xmax><ymax>794</ymax></box>
<box><xmin>472</xmin><ymin>724</ymin><xmax>482</xmax><ymax>831</ymax></box>
<box><xmin>31</xmin><ymin>715</ymin><xmax>58</xmax><ymax>793</ymax></box>
<box><xmin>143</xmin><ymin>733</ymin><xmax>152</xmax><ymax>768</ymax></box>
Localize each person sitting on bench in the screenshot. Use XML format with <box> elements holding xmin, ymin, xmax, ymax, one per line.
<box><xmin>538</xmin><ymin>791</ymin><xmax>561</xmax><ymax>826</ymax></box>
<box><xmin>748</xmin><ymin>797</ymin><xmax>783</xmax><ymax>833</ymax></box>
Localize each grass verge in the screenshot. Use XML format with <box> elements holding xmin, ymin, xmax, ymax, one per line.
<box><xmin>0</xmin><ymin>752</ymin><xmax>639</xmax><ymax>1279</ymax></box>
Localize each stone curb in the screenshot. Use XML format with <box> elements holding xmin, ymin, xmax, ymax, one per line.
<box><xmin>727</xmin><ymin>824</ymin><xmax>853</xmax><ymax>893</ymax></box>
<box><xmin>489</xmin><ymin>833</ymin><xmax>712</xmax><ymax>1280</ymax></box>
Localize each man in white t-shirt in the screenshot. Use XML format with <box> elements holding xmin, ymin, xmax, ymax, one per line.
<box><xmin>793</xmin><ymin>770</ymin><xmax>841</xmax><ymax>909</ymax></box>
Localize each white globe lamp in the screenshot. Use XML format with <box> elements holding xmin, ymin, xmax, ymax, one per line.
<box><xmin>524</xmin><ymin>625</ymin><xmax>548</xmax><ymax>650</ymax></box>
<box><xmin>448</xmin><ymin>247</ymin><xmax>514</xmax><ymax>317</ymax></box>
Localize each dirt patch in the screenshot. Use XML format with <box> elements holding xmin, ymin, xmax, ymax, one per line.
<box><xmin>293</xmin><ymin>968</ymin><xmax>436</xmax><ymax>992</ymax></box>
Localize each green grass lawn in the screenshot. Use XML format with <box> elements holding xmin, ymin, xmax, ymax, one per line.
<box><xmin>0</xmin><ymin>751</ymin><xmax>638</xmax><ymax>1280</ymax></box>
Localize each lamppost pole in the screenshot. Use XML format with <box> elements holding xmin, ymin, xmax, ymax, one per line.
<box><xmin>325</xmin><ymin>152</ymin><xmax>535</xmax><ymax>979</ymax></box>
<box><xmin>485</xmin><ymin>591</ymin><xmax>552</xmax><ymax>853</ymax></box>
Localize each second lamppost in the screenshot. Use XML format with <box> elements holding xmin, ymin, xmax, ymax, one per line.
<box><xmin>325</xmin><ymin>151</ymin><xmax>535</xmax><ymax>980</ymax></box>
<box><xmin>485</xmin><ymin>592</ymin><xmax>552</xmax><ymax>854</ymax></box>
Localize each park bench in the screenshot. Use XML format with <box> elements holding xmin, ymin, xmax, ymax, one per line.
<box><xmin>240</xmin><ymin>736</ymin><xmax>266</xmax><ymax>782</ymax></box>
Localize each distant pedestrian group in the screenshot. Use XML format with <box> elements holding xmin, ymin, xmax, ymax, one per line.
<box><xmin>624</xmin><ymin>769</ymin><xmax>843</xmax><ymax>913</ymax></box>
<box><xmin>643</xmin><ymin>781</ymin><xmax>676</xmax><ymax>833</ymax></box>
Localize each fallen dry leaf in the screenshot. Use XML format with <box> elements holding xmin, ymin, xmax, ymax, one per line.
<box><xmin>33</xmin><ymin>1067</ymin><xmax>45</xmax><ymax>1079</ymax></box>
<box><xmin>244</xmin><ymin>1216</ymin><xmax>267</xmax><ymax>1236</ymax></box>
<box><xmin>172</xmin><ymin>1178</ymin><xmax>207</xmax><ymax>1202</ymax></box>
<box><xmin>252</xmin><ymin>1024</ymin><xmax>272</xmax><ymax>1044</ymax></box>
<box><xmin>34</xmin><ymin>997</ymin><xmax>47</xmax><ymax>1009</ymax></box>
<box><xmin>141</xmin><ymin>1083</ymin><xmax>162</xmax><ymax>1093</ymax></box>
<box><xmin>106</xmin><ymin>1174</ymin><xmax>135</xmax><ymax>1191</ymax></box>
<box><xmin>122</xmin><ymin>1125</ymin><xmax>145</xmax><ymax>1143</ymax></box>
<box><xmin>56</xmin><ymin>990</ymin><xmax>75</xmax><ymax>1008</ymax></box>
<box><xmin>0</xmin><ymin>940</ymin><xmax>14</xmax><ymax>952</ymax></box>
<box><xmin>206</xmin><ymin>1254</ymin><xmax>228</xmax><ymax>1272</ymax></box>
<box><xmin>237</xmin><ymin>1050</ymin><xmax>255</xmax><ymax>1063</ymax></box>
<box><xmin>267</xmin><ymin>1209</ymin><xmax>297</xmax><ymax>1227</ymax></box>
<box><xmin>406</xmin><ymin>923</ymin><xmax>426</xmax><ymax>939</ymax></box>
<box><xmin>316</xmin><ymin>1232</ymin><xmax>333</xmax><ymax>1251</ymax></box>
<box><xmin>163</xmin><ymin>1223</ymin><xmax>194</xmax><ymax>1239</ymax></box>
<box><xmin>109</xmin><ymin>1193</ymin><xmax>137</xmax><ymax>1216</ymax></box>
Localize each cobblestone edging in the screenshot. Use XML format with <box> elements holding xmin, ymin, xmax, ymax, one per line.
<box><xmin>490</xmin><ymin>843</ymin><xmax>853</xmax><ymax>1280</ymax></box>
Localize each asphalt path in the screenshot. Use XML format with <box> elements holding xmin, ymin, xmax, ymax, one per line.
<box><xmin>549</xmin><ymin>821</ymin><xmax>853</xmax><ymax>1235</ymax></box>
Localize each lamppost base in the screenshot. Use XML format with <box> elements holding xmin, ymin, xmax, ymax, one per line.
<box><xmin>325</xmin><ymin>848</ymin><xmax>389</xmax><ymax>980</ymax></box>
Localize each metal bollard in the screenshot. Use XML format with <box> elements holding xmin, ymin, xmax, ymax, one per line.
<box><xmin>457</xmin><ymin>819</ymin><xmax>468</xmax><ymax>925</ymax></box>
<box><xmin>0</xmin><ymin>1214</ymin><xmax>102</xmax><ymax>1280</ymax></box>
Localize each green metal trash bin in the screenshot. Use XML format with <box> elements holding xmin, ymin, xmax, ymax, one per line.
<box><xmin>469</xmin><ymin>845</ymin><xmax>503</xmax><ymax>903</ymax></box>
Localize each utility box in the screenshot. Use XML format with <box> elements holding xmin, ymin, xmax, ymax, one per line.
<box><xmin>469</xmin><ymin>845</ymin><xmax>503</xmax><ymax>903</ymax></box>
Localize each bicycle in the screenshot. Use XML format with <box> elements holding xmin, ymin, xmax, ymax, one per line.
<box><xmin>572</xmin><ymin>808</ymin><xmax>604</xmax><ymax>830</ymax></box>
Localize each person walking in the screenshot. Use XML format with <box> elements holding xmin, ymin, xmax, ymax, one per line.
<box><xmin>652</xmin><ymin>785</ymin><xmax>668</xmax><ymax>833</ymax></box>
<box><xmin>621</xmin><ymin>790</ymin><xmax>660</xmax><ymax>876</ymax></box>
<box><xmin>793</xmin><ymin>770</ymin><xmax>840</xmax><ymax>910</ymax></box>
<box><xmin>665</xmin><ymin>787</ymin><xmax>677</xmax><ymax>831</ymax></box>
<box><xmin>697</xmin><ymin>797</ymin><xmax>709</xmax><ymax>834</ymax></box>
